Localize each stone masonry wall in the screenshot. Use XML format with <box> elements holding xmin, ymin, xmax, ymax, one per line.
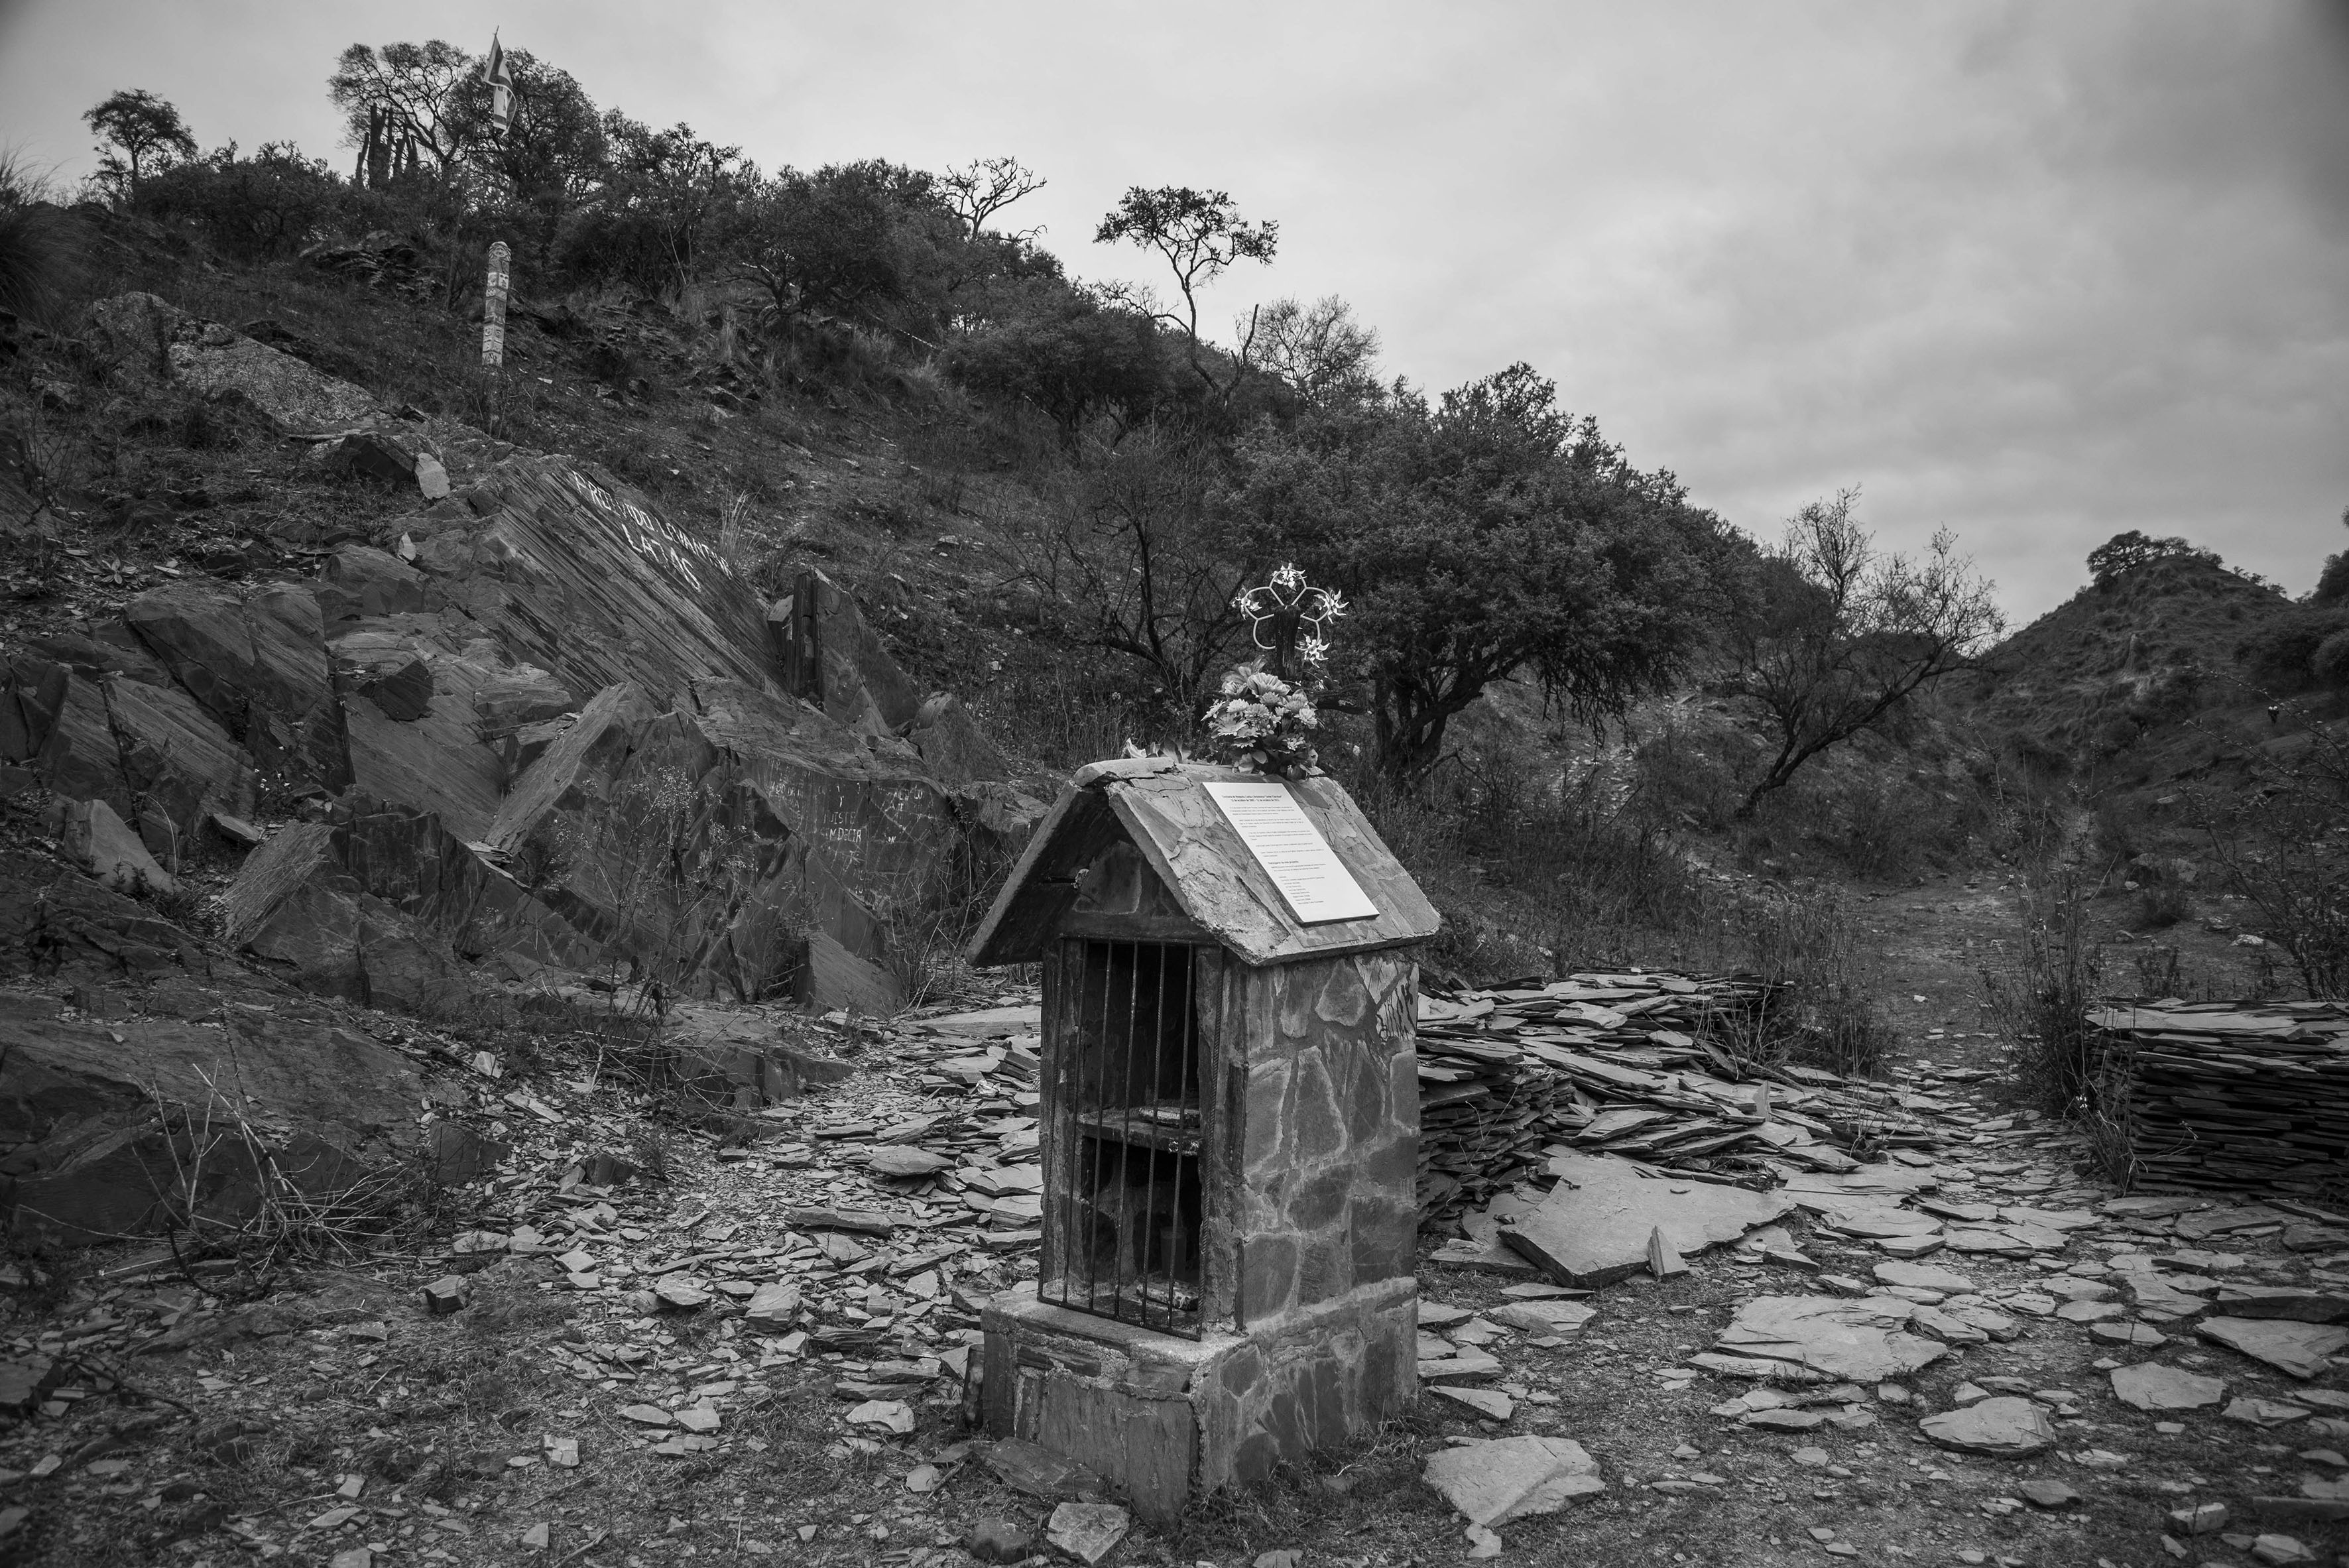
<box><xmin>1203</xmin><ymin>949</ymin><xmax>1420</xmax><ymax>1328</ymax></box>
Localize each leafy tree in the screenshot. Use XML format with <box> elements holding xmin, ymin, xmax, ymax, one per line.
<box><xmin>1095</xmin><ymin>186</ymin><xmax>1277</xmax><ymax>398</ymax></box>
<box><xmin>733</xmin><ymin>160</ymin><xmax>943</xmax><ymax>332</ymax></box>
<box><xmin>558</xmin><ymin>114</ymin><xmax>753</xmax><ymax>292</ymax></box>
<box><xmin>2086</xmin><ymin>529</ymin><xmax>2216</xmax><ymax>585</ymax></box>
<box><xmin>459</xmin><ymin>48</ymin><xmax>607</xmax><ymax>269</ymax></box>
<box><xmin>1230</xmin><ymin>363</ymin><xmax>1730</xmax><ymax>778</ymax></box>
<box><xmin>1726</xmin><ymin>489</ymin><xmax>2004</xmax><ymax>819</ymax></box>
<box><xmin>329</xmin><ymin>41</ymin><xmax>479</xmax><ymax>184</ymax></box>
<box><xmin>939</xmin><ymin>156</ymin><xmax>1044</xmax><ymax>239</ymax></box>
<box><xmin>83</xmin><ymin>89</ymin><xmax>197</xmax><ymax>197</ymax></box>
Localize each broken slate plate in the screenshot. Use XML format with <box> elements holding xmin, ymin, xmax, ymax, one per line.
<box><xmin>1819</xmin><ymin>1207</ymin><xmax>1943</xmax><ymax>1240</ymax></box>
<box><xmin>1433</xmin><ymin>1386</ymin><xmax>1516</xmax><ymax>1421</ymax></box>
<box><xmin>2109</xmin><ymin>1362</ymin><xmax>2226</xmax><ymax>1412</ymax></box>
<box><xmin>2211</xmin><ymin>1288</ymin><xmax>2349</xmax><ymax>1325</ymax></box>
<box><xmin>1490</xmin><ymin>1152</ymin><xmax>1793</xmax><ymax>1288</ymax></box>
<box><xmin>1874</xmin><ymin>1260</ymin><xmax>1976</xmax><ymax>1294</ymax></box>
<box><xmin>1488</xmin><ymin>1301</ymin><xmax>1596</xmax><ymax>1335</ymax></box>
<box><xmin>1714</xmin><ymin>1295</ymin><xmax>1948</xmax><ymax>1383</ymax></box>
<box><xmin>984</xmin><ymin>1439</ymin><xmax>1104</xmax><ymax>1501</ymax></box>
<box><xmin>1421</xmin><ymin>1436</ymin><xmax>1604</xmax><ymax>1527</ymax></box>
<box><xmin>1919</xmin><ymin>1397</ymin><xmax>2056</xmax><ymax>1457</ymax></box>
<box><xmin>2197</xmin><ymin>1318</ymin><xmax>2349</xmax><ymax>1380</ymax></box>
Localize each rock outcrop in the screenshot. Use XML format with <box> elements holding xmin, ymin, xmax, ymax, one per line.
<box><xmin>14</xmin><ymin>298</ymin><xmax>1047</xmax><ymax>1021</ymax></box>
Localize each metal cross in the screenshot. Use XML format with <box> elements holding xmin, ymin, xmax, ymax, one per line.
<box><xmin>1235</xmin><ymin>564</ymin><xmax>1346</xmax><ymax>682</ymax></box>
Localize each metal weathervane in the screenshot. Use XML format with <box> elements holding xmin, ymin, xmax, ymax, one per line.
<box><xmin>1235</xmin><ymin>563</ymin><xmax>1346</xmax><ymax>682</ymax></box>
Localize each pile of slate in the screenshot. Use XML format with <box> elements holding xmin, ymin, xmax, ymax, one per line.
<box><xmin>2088</xmin><ymin>1000</ymin><xmax>2349</xmax><ymax>1195</ymax></box>
<box><xmin>1415</xmin><ymin>974</ymin><xmax>1949</xmax><ymax>1218</ymax></box>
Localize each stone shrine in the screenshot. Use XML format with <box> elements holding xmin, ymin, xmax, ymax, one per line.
<box><xmin>969</xmin><ymin>755</ymin><xmax>1439</xmax><ymax>1518</ymax></box>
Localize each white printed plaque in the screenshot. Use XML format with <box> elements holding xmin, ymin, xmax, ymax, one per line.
<box><xmin>1202</xmin><ymin>781</ymin><xmax>1380</xmax><ymax>925</ymax></box>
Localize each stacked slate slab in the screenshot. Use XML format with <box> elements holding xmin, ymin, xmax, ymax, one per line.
<box><xmin>1415</xmin><ymin>974</ymin><xmax>1943</xmax><ymax>1219</ymax></box>
<box><xmin>2088</xmin><ymin>1001</ymin><xmax>2349</xmax><ymax>1195</ymax></box>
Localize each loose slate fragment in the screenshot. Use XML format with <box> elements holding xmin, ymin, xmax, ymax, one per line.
<box><xmin>847</xmin><ymin>1399</ymin><xmax>915</xmax><ymax>1433</ymax></box>
<box><xmin>2198</xmin><ymin>1317</ymin><xmax>2349</xmax><ymax>1380</ymax></box>
<box><xmin>744</xmin><ymin>1282</ymin><xmax>802</xmax><ymax>1330</ymax></box>
<box><xmin>2020</xmin><ymin>1478</ymin><xmax>2082</xmax><ymax>1508</ymax></box>
<box><xmin>1046</xmin><ymin>1503</ymin><xmax>1131</xmax><ymax>1566</ymax></box>
<box><xmin>1714</xmin><ymin>1295</ymin><xmax>1948</xmax><ymax>1382</ymax></box>
<box><xmin>1492</xmin><ymin>1152</ymin><xmax>1793</xmax><ymax>1288</ymax></box>
<box><xmin>1874</xmin><ymin>1260</ymin><xmax>1974</xmax><ymax>1294</ymax></box>
<box><xmin>1421</xmin><ymin>1436</ymin><xmax>1605</xmax><ymax>1526</ymax></box>
<box><xmin>1488</xmin><ymin>1301</ymin><xmax>1596</xmax><ymax>1335</ymax></box>
<box><xmin>1919</xmin><ymin>1397</ymin><xmax>2055</xmax><ymax>1457</ymax></box>
<box><xmin>1433</xmin><ymin>1386</ymin><xmax>1516</xmax><ymax>1421</ymax></box>
<box><xmin>2109</xmin><ymin>1362</ymin><xmax>2226</xmax><ymax>1412</ymax></box>
<box><xmin>869</xmin><ymin>1147</ymin><xmax>954</xmax><ymax>1179</ymax></box>
<box><xmin>985</xmin><ymin>1438</ymin><xmax>1103</xmax><ymax>1500</ymax></box>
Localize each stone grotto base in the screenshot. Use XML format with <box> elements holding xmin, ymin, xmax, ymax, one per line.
<box><xmin>979</xmin><ymin>1277</ymin><xmax>1417</xmax><ymax>1521</ymax></box>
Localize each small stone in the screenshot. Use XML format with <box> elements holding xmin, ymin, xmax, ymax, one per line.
<box><xmin>1791</xmin><ymin>1446</ymin><xmax>1830</xmax><ymax>1467</ymax></box>
<box><xmin>1951</xmin><ymin>1382</ymin><xmax>1990</xmax><ymax>1406</ymax></box>
<box><xmin>652</xmin><ymin>1274</ymin><xmax>711</xmax><ymax>1310</ymax></box>
<box><xmin>520</xmin><ymin>1522</ymin><xmax>550</xmax><ymax>1549</ymax></box>
<box><xmin>1046</xmin><ymin>1502</ymin><xmax>1130</xmax><ymax>1565</ymax></box>
<box><xmin>617</xmin><ymin>1405</ymin><xmax>673</xmax><ymax>1427</ymax></box>
<box><xmin>421</xmin><ymin>1276</ymin><xmax>468</xmax><ymax>1315</ymax></box>
<box><xmin>1254</xmin><ymin>1553</ymin><xmax>1302</xmax><ymax>1568</ymax></box>
<box><xmin>2250</xmin><ymin>1534</ymin><xmax>2315</xmax><ymax>1565</ymax></box>
<box><xmin>744</xmin><ymin>1281</ymin><xmax>802</xmax><ymax>1330</ymax></box>
<box><xmin>2021</xmin><ymin>1478</ymin><xmax>2082</xmax><ymax>1508</ymax></box>
<box><xmin>1465</xmin><ymin>1524</ymin><xmax>1504</xmax><ymax>1559</ymax></box>
<box><xmin>966</xmin><ymin>1520</ymin><xmax>1036</xmax><ymax>1564</ymax></box>
<box><xmin>2169</xmin><ymin>1502</ymin><xmax>2227</xmax><ymax>1535</ymax></box>
<box><xmin>847</xmin><ymin>1400</ymin><xmax>914</xmax><ymax>1433</ymax></box>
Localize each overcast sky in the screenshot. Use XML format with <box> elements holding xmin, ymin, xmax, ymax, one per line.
<box><xmin>4</xmin><ymin>1</ymin><xmax>2346</xmax><ymax>622</ymax></box>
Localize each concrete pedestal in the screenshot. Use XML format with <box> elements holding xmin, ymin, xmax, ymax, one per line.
<box><xmin>980</xmin><ymin>1276</ymin><xmax>1416</xmax><ymax>1521</ymax></box>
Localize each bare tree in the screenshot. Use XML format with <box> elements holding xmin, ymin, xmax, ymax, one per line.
<box><xmin>1252</xmin><ymin>294</ymin><xmax>1380</xmax><ymax>402</ymax></box>
<box><xmin>939</xmin><ymin>155</ymin><xmax>1044</xmax><ymax>239</ymax></box>
<box><xmin>1728</xmin><ymin>489</ymin><xmax>2004</xmax><ymax>819</ymax></box>
<box><xmin>1095</xmin><ymin>186</ymin><xmax>1278</xmax><ymax>398</ymax></box>
<box><xmin>1028</xmin><ymin>425</ymin><xmax>1258</xmax><ymax>741</ymax></box>
<box><xmin>328</xmin><ymin>40</ymin><xmax>479</xmax><ymax>182</ymax></box>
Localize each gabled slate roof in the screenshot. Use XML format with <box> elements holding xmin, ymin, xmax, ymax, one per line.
<box><xmin>968</xmin><ymin>758</ymin><xmax>1440</xmax><ymax>967</ymax></box>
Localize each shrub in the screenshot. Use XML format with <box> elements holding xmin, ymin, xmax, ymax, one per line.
<box><xmin>0</xmin><ymin>152</ymin><xmax>80</xmax><ymax>328</ymax></box>
<box><xmin>1715</xmin><ymin>890</ymin><xmax>1895</xmax><ymax>1079</ymax></box>
<box><xmin>2313</xmin><ymin>629</ymin><xmax>2349</xmax><ymax>689</ymax></box>
<box><xmin>2135</xmin><ymin>882</ymin><xmax>2191</xmax><ymax>930</ymax></box>
<box><xmin>1982</xmin><ymin>877</ymin><xmax>2105</xmax><ymax>1115</ymax></box>
<box><xmin>2240</xmin><ymin>605</ymin><xmax>2349</xmax><ymax>691</ymax></box>
<box><xmin>134</xmin><ymin>142</ymin><xmax>357</xmax><ymax>259</ymax></box>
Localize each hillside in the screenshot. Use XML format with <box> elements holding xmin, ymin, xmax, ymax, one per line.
<box><xmin>1955</xmin><ymin>550</ymin><xmax>2346</xmax><ymax>825</ymax></box>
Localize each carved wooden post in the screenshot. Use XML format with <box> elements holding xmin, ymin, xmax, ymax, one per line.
<box><xmin>482</xmin><ymin>241</ymin><xmax>511</xmax><ymax>367</ymax></box>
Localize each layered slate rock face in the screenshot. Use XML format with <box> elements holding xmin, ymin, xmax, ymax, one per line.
<box><xmin>18</xmin><ymin>314</ymin><xmax>1041</xmax><ymax>1015</ymax></box>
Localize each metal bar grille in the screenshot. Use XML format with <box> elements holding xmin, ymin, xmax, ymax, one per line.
<box><xmin>1044</xmin><ymin>939</ymin><xmax>1204</xmax><ymax>1337</ymax></box>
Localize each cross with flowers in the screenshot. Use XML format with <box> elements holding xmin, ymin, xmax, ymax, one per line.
<box><xmin>1234</xmin><ymin>564</ymin><xmax>1347</xmax><ymax>682</ymax></box>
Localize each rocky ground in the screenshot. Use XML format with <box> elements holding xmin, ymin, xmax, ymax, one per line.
<box><xmin>1</xmin><ymin>889</ymin><xmax>2345</xmax><ymax>1568</ymax></box>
